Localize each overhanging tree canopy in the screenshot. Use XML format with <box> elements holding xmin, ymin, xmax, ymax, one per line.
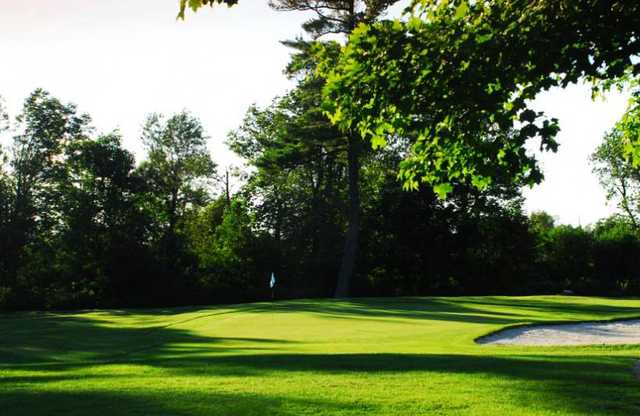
<box><xmin>178</xmin><ymin>0</ymin><xmax>238</xmax><ymax>19</ymax></box>
<box><xmin>320</xmin><ymin>0</ymin><xmax>640</xmax><ymax>196</ymax></box>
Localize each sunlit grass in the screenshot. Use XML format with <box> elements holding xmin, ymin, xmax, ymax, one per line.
<box><xmin>2</xmin><ymin>296</ymin><xmax>640</xmax><ymax>415</ymax></box>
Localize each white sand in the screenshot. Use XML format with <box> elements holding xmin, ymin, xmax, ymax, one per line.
<box><xmin>478</xmin><ymin>319</ymin><xmax>640</xmax><ymax>346</ymax></box>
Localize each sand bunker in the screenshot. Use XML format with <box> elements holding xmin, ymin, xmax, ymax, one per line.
<box><xmin>478</xmin><ymin>319</ymin><xmax>640</xmax><ymax>346</ymax></box>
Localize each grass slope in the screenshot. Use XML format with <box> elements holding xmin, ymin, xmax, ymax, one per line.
<box><xmin>1</xmin><ymin>296</ymin><xmax>640</xmax><ymax>415</ymax></box>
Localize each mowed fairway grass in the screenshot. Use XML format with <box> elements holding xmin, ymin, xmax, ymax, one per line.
<box><xmin>2</xmin><ymin>296</ymin><xmax>640</xmax><ymax>415</ymax></box>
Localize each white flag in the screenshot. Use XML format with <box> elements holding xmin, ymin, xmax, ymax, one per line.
<box><xmin>270</xmin><ymin>272</ymin><xmax>276</xmax><ymax>289</ymax></box>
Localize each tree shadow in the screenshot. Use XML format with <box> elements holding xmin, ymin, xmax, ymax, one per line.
<box><xmin>3</xmin><ymin>353</ymin><xmax>639</xmax><ymax>415</ymax></box>
<box><xmin>0</xmin><ymin>389</ymin><xmax>375</xmax><ymax>416</ymax></box>
<box><xmin>459</xmin><ymin>296</ymin><xmax>640</xmax><ymax>317</ymax></box>
<box><xmin>3</xmin><ymin>296</ymin><xmax>639</xmax><ymax>367</ymax></box>
<box><xmin>3</xmin><ymin>297</ymin><xmax>640</xmax><ymax>415</ymax></box>
<box><xmin>150</xmin><ymin>352</ymin><xmax>640</xmax><ymax>415</ymax></box>
<box><xmin>232</xmin><ymin>295</ymin><xmax>640</xmax><ymax>328</ymax></box>
<box><xmin>0</xmin><ymin>313</ymin><xmax>293</xmax><ymax>366</ymax></box>
<box><xmin>235</xmin><ymin>297</ymin><xmax>524</xmax><ymax>325</ymax></box>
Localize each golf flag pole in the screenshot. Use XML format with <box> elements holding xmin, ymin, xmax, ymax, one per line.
<box><xmin>270</xmin><ymin>272</ymin><xmax>276</xmax><ymax>300</ymax></box>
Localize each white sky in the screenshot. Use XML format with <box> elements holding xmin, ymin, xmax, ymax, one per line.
<box><xmin>0</xmin><ymin>0</ymin><xmax>631</xmax><ymax>225</ymax></box>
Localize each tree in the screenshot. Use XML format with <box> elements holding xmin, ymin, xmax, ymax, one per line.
<box><xmin>320</xmin><ymin>0</ymin><xmax>640</xmax><ymax>195</ymax></box>
<box><xmin>592</xmin><ymin>125</ymin><xmax>640</xmax><ymax>229</ymax></box>
<box><xmin>137</xmin><ymin>111</ymin><xmax>217</xmax><ymax>299</ymax></box>
<box><xmin>1</xmin><ymin>89</ymin><xmax>91</xmax><ymax>297</ymax></box>
<box><xmin>276</xmin><ymin>2</ymin><xmax>401</xmax><ymax>297</ymax></box>
<box><xmin>178</xmin><ymin>0</ymin><xmax>396</xmax><ymax>31</ymax></box>
<box><xmin>228</xmin><ymin>80</ymin><xmax>347</xmax><ymax>297</ymax></box>
<box><xmin>60</xmin><ymin>133</ymin><xmax>147</xmax><ymax>306</ymax></box>
<box><xmin>529</xmin><ymin>211</ymin><xmax>555</xmax><ymax>236</ymax></box>
<box><xmin>591</xmin><ymin>215</ymin><xmax>640</xmax><ymax>294</ymax></box>
<box><xmin>545</xmin><ymin>225</ymin><xmax>594</xmax><ymax>292</ymax></box>
<box><xmin>204</xmin><ymin>199</ymin><xmax>259</xmax><ymax>296</ymax></box>
<box><xmin>139</xmin><ymin>112</ymin><xmax>216</xmax><ymax>236</ymax></box>
<box><xmin>615</xmin><ymin>87</ymin><xmax>640</xmax><ymax>165</ymax></box>
<box><xmin>216</xmin><ymin>165</ymin><xmax>245</xmax><ymax>207</ymax></box>
<box><xmin>0</xmin><ymin>96</ymin><xmax>11</xmax><ymax>296</ymax></box>
<box><xmin>268</xmin><ymin>1</ymin><xmax>398</xmax><ymax>38</ymax></box>
<box><xmin>178</xmin><ymin>0</ymin><xmax>400</xmax><ymax>297</ymax></box>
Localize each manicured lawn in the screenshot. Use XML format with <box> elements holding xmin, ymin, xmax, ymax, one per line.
<box><xmin>1</xmin><ymin>296</ymin><xmax>640</xmax><ymax>415</ymax></box>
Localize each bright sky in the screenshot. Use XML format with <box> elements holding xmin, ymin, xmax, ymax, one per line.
<box><xmin>0</xmin><ymin>0</ymin><xmax>631</xmax><ymax>225</ymax></box>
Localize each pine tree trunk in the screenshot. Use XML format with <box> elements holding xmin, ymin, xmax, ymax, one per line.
<box><xmin>334</xmin><ymin>134</ymin><xmax>360</xmax><ymax>298</ymax></box>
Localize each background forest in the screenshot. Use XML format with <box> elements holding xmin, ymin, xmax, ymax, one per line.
<box><xmin>1</xmin><ymin>84</ymin><xmax>639</xmax><ymax>310</ymax></box>
<box><xmin>1</xmin><ymin>0</ymin><xmax>640</xmax><ymax>310</ymax></box>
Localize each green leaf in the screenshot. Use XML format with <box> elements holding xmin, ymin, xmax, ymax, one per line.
<box><xmin>471</xmin><ymin>175</ymin><xmax>491</xmax><ymax>189</ymax></box>
<box><xmin>434</xmin><ymin>183</ymin><xmax>453</xmax><ymax>199</ymax></box>
<box><xmin>371</xmin><ymin>134</ymin><xmax>387</xmax><ymax>149</ymax></box>
<box><xmin>476</xmin><ymin>33</ymin><xmax>493</xmax><ymax>44</ymax></box>
<box><xmin>454</xmin><ymin>2</ymin><xmax>469</xmax><ymax>20</ymax></box>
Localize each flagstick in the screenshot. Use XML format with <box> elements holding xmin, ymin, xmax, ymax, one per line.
<box><xmin>270</xmin><ymin>272</ymin><xmax>276</xmax><ymax>301</ymax></box>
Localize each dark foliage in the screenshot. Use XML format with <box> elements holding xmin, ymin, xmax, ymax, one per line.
<box><xmin>1</xmin><ymin>88</ymin><xmax>639</xmax><ymax>310</ymax></box>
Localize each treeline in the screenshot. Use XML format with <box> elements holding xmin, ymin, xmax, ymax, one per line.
<box><xmin>1</xmin><ymin>85</ymin><xmax>640</xmax><ymax>310</ymax></box>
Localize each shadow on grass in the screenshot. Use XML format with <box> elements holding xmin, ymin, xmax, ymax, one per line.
<box><xmin>459</xmin><ymin>297</ymin><xmax>640</xmax><ymax>317</ymax></box>
<box><xmin>235</xmin><ymin>297</ymin><xmax>524</xmax><ymax>325</ymax></box>
<box><xmin>3</xmin><ymin>297</ymin><xmax>640</xmax><ymax>415</ymax></box>
<box><xmin>0</xmin><ymin>313</ymin><xmax>293</xmax><ymax>366</ymax></box>
<box><xmin>0</xmin><ymin>297</ymin><xmax>525</xmax><ymax>366</ymax></box>
<box><xmin>0</xmin><ymin>389</ymin><xmax>376</xmax><ymax>416</ymax></box>
<box><xmin>2</xmin><ymin>353</ymin><xmax>640</xmax><ymax>415</ymax></box>
<box><xmin>231</xmin><ymin>296</ymin><xmax>640</xmax><ymax>326</ymax></box>
<box><xmin>3</xmin><ymin>296</ymin><xmax>639</xmax><ymax>366</ymax></box>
